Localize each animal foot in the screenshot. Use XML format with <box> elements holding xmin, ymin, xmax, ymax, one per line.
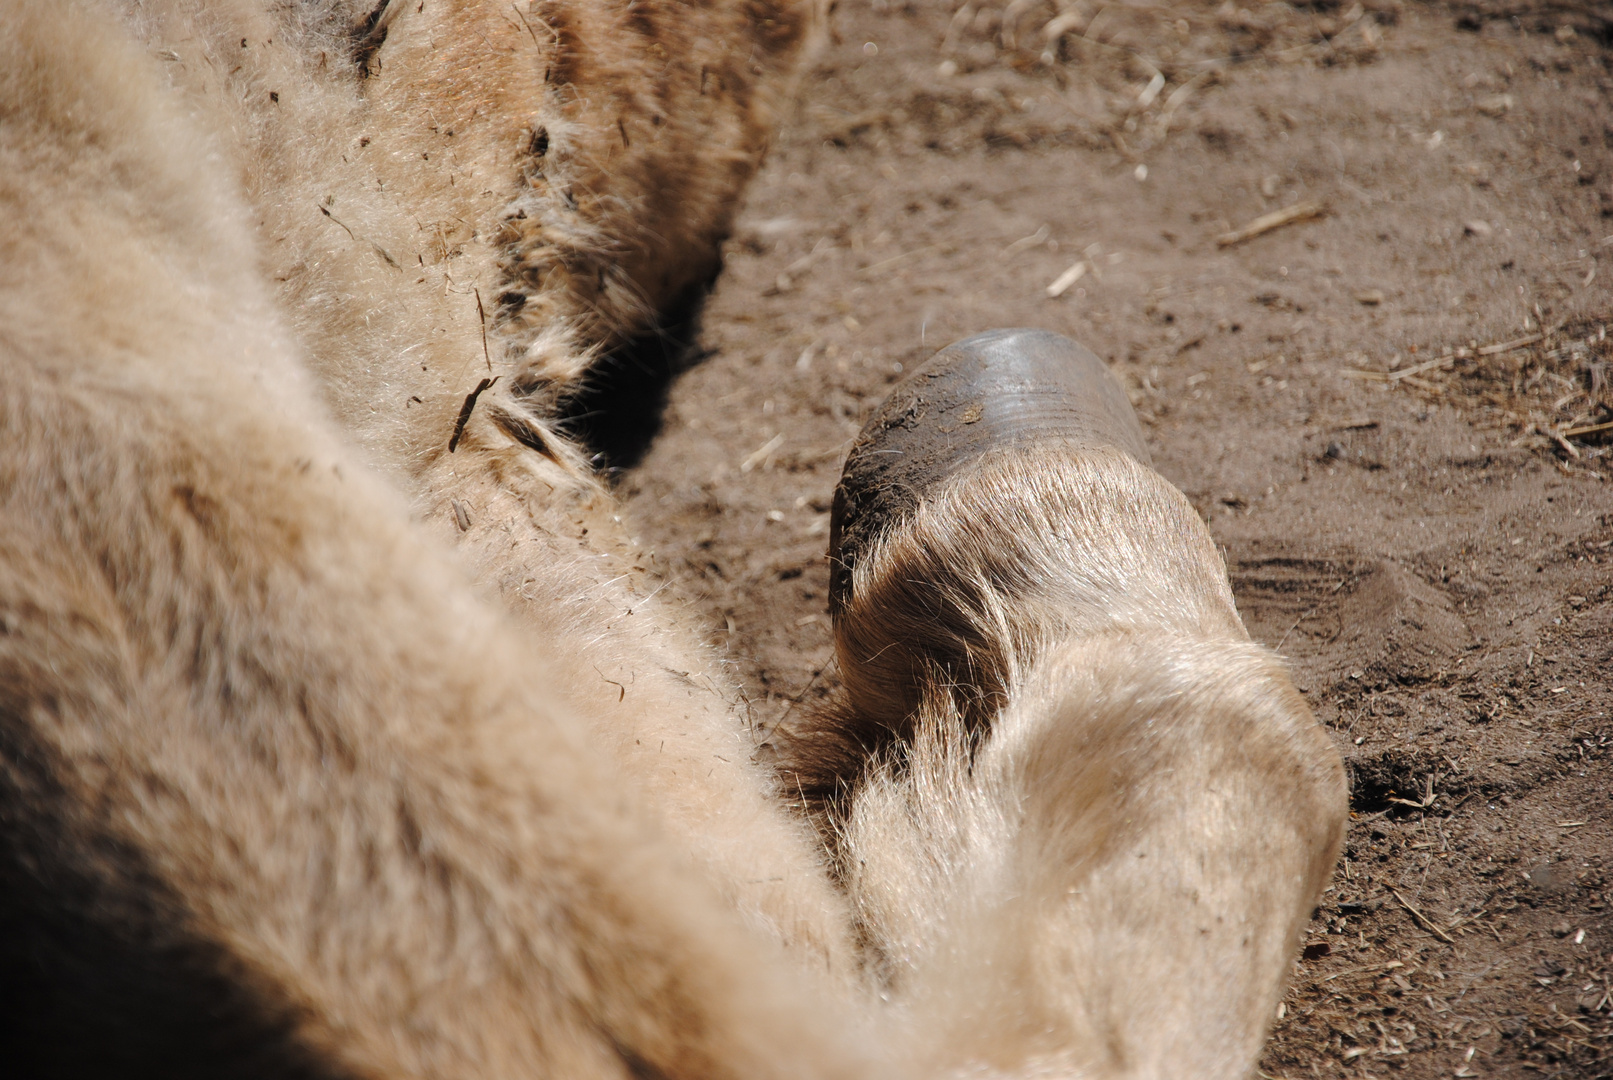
<box><xmin>826</xmin><ymin>328</ymin><xmax>1154</xmax><ymax>734</ymax></box>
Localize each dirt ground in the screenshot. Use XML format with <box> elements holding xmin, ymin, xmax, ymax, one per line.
<box><xmin>608</xmin><ymin>2</ymin><xmax>1613</xmax><ymax>1075</ymax></box>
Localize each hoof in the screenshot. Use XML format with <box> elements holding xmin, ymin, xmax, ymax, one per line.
<box><xmin>828</xmin><ymin>328</ymin><xmax>1147</xmax><ymax>616</ymax></box>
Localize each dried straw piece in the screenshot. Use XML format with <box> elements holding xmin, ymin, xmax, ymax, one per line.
<box><xmin>1388</xmin><ymin>353</ymin><xmax>1457</xmax><ymax>381</ymax></box>
<box><xmin>1391</xmin><ymin>888</ymin><xmax>1455</xmax><ymax>944</ymax></box>
<box><xmin>1045</xmin><ymin>260</ymin><xmax>1089</xmax><ymax>298</ymax></box>
<box><xmin>1477</xmin><ymin>334</ymin><xmax>1542</xmax><ymax>356</ymax></box>
<box><xmin>740</xmin><ymin>433</ymin><xmax>784</xmax><ymax>473</ymax></box>
<box><xmin>1216</xmin><ymin>201</ymin><xmax>1326</xmax><ymax>247</ymax></box>
<box><xmin>1539</xmin><ymin>425</ymin><xmax>1582</xmax><ymax>459</ymax></box>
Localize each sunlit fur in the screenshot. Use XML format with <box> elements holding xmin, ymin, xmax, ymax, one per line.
<box><xmin>0</xmin><ymin>2</ymin><xmax>864</xmax><ymax>1076</ymax></box>
<box><xmin>788</xmin><ymin>448</ymin><xmax>1347</xmax><ymax>1078</ymax></box>
<box><xmin>0</xmin><ymin>1</ymin><xmax>1345</xmax><ymax>1078</ymax></box>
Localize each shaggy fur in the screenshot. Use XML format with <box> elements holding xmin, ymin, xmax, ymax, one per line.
<box><xmin>784</xmin><ymin>447</ymin><xmax>1346</xmax><ymax>1077</ymax></box>
<box><xmin>0</xmin><ymin>2</ymin><xmax>866</xmax><ymax>1076</ymax></box>
<box><xmin>0</xmin><ymin>1</ymin><xmax>1346</xmax><ymax>1078</ymax></box>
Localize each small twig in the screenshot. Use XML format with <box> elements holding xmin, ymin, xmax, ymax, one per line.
<box><xmin>1387</xmin><ymin>772</ymin><xmax>1438</xmax><ymax>810</ymax></box>
<box><xmin>1356</xmin><ymin>332</ymin><xmax>1545</xmax><ymax>387</ymax></box>
<box><xmin>1391</xmin><ymin>888</ymin><xmax>1455</xmax><ymax>944</ymax></box>
<box><xmin>448</xmin><ymin>376</ymin><xmax>499</xmax><ymax>452</ymax></box>
<box><xmin>1041</xmin><ymin>9</ymin><xmax>1085</xmax><ymax>42</ymax></box>
<box><xmin>1216</xmin><ymin>201</ymin><xmax>1327</xmax><ymax>247</ymax></box>
<box><xmin>941</xmin><ymin>2</ymin><xmax>976</xmax><ymax>54</ymax></box>
<box><xmin>1136</xmin><ymin>71</ymin><xmax>1166</xmax><ymax>110</ymax></box>
<box><xmin>474</xmin><ymin>288</ymin><xmax>492</xmax><ymax>372</ymax></box>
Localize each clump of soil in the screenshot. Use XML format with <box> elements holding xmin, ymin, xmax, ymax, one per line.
<box><xmin>619</xmin><ymin>2</ymin><xmax>1613</xmax><ymax>1075</ymax></box>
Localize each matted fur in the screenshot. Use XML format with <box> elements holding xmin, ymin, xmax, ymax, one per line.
<box><xmin>0</xmin><ymin>1</ymin><xmax>1346</xmax><ymax>1078</ymax></box>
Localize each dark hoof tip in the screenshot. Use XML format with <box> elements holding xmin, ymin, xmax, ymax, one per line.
<box><xmin>829</xmin><ymin>329</ymin><xmax>1147</xmax><ymax>614</ymax></box>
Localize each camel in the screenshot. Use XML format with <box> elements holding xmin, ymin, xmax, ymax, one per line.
<box><xmin>0</xmin><ymin>2</ymin><xmax>1346</xmax><ymax>1077</ymax></box>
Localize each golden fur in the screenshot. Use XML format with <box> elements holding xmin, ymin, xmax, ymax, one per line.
<box><xmin>0</xmin><ymin>2</ymin><xmax>1346</xmax><ymax>1077</ymax></box>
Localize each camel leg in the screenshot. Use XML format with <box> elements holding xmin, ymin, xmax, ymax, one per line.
<box><xmin>782</xmin><ymin>329</ymin><xmax>1348</xmax><ymax>1079</ymax></box>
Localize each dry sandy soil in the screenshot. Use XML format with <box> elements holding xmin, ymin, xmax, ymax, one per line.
<box><xmin>595</xmin><ymin>2</ymin><xmax>1613</xmax><ymax>1076</ymax></box>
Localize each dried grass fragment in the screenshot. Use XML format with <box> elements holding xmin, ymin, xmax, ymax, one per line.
<box><xmin>1216</xmin><ymin>201</ymin><xmax>1327</xmax><ymax>247</ymax></box>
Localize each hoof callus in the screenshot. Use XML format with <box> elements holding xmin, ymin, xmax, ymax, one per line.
<box><xmin>829</xmin><ymin>329</ymin><xmax>1146</xmax><ymax>614</ymax></box>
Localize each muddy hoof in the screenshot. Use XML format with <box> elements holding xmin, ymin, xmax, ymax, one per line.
<box><xmin>828</xmin><ymin>328</ymin><xmax>1146</xmax><ymax>616</ymax></box>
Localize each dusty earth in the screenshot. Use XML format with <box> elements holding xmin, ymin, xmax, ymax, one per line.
<box><xmin>593</xmin><ymin>1</ymin><xmax>1613</xmax><ymax>1076</ymax></box>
